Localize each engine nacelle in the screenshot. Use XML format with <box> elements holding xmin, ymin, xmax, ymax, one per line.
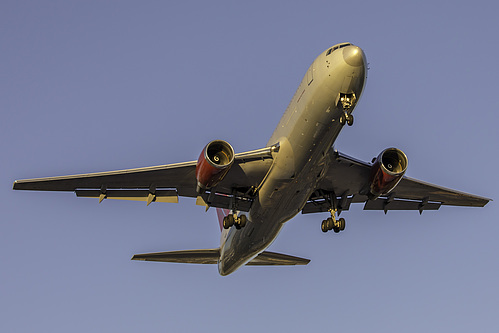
<box><xmin>195</xmin><ymin>140</ymin><xmax>235</xmax><ymax>194</ymax></box>
<box><xmin>368</xmin><ymin>148</ymin><xmax>408</xmax><ymax>199</ymax></box>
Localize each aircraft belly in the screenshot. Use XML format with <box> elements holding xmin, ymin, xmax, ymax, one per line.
<box><xmin>219</xmin><ymin>45</ymin><xmax>368</xmax><ymax>275</ymax></box>
<box><xmin>218</xmin><ymin>161</ymin><xmax>322</xmax><ymax>275</ymax></box>
<box><xmin>218</xmin><ymin>213</ymin><xmax>285</xmax><ymax>275</ymax></box>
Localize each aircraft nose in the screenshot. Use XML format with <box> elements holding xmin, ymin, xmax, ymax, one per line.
<box><xmin>342</xmin><ymin>45</ymin><xmax>365</xmax><ymax>67</ymax></box>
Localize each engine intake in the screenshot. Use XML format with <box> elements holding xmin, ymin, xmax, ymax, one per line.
<box><xmin>369</xmin><ymin>148</ymin><xmax>408</xmax><ymax>199</ymax></box>
<box><xmin>195</xmin><ymin>140</ymin><xmax>235</xmax><ymax>194</ymax></box>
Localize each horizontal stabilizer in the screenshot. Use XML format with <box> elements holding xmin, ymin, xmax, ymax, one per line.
<box><xmin>132</xmin><ymin>249</ymin><xmax>219</xmax><ymax>264</ymax></box>
<box><xmin>131</xmin><ymin>249</ymin><xmax>310</xmax><ymax>266</ymax></box>
<box><xmin>247</xmin><ymin>251</ymin><xmax>310</xmax><ymax>266</ymax></box>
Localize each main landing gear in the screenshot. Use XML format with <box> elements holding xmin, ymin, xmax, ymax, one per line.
<box><xmin>321</xmin><ymin>210</ymin><xmax>346</xmax><ymax>233</ymax></box>
<box><xmin>318</xmin><ymin>191</ymin><xmax>347</xmax><ymax>233</ymax></box>
<box><xmin>223</xmin><ymin>213</ymin><xmax>247</xmax><ymax>229</ymax></box>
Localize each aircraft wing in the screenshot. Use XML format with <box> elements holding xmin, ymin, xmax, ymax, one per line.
<box><xmin>13</xmin><ymin>147</ymin><xmax>274</xmax><ymax>210</ymax></box>
<box><xmin>302</xmin><ymin>150</ymin><xmax>491</xmax><ymax>214</ymax></box>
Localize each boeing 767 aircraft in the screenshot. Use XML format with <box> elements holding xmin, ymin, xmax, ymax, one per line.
<box><xmin>13</xmin><ymin>43</ymin><xmax>490</xmax><ymax>275</ymax></box>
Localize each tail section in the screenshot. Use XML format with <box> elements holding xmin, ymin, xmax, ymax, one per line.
<box><xmin>132</xmin><ymin>249</ymin><xmax>309</xmax><ymax>267</ymax></box>
<box><xmin>216</xmin><ymin>208</ymin><xmax>230</xmax><ymax>231</ymax></box>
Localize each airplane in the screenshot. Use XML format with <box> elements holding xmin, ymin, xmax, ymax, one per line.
<box><xmin>13</xmin><ymin>42</ymin><xmax>491</xmax><ymax>276</ymax></box>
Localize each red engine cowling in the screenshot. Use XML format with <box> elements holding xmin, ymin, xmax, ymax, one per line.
<box><xmin>369</xmin><ymin>148</ymin><xmax>408</xmax><ymax>199</ymax></box>
<box><xmin>195</xmin><ymin>140</ymin><xmax>235</xmax><ymax>194</ymax></box>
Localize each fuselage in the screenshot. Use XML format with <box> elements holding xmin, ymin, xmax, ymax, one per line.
<box><xmin>218</xmin><ymin>43</ymin><xmax>367</xmax><ymax>275</ymax></box>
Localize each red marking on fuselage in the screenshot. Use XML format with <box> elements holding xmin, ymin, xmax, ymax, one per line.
<box><xmin>216</xmin><ymin>208</ymin><xmax>230</xmax><ymax>232</ymax></box>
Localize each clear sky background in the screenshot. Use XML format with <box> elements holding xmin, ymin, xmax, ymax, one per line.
<box><xmin>2</xmin><ymin>1</ymin><xmax>498</xmax><ymax>332</ymax></box>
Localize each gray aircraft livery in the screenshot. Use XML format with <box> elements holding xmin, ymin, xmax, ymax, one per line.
<box><xmin>13</xmin><ymin>43</ymin><xmax>490</xmax><ymax>275</ymax></box>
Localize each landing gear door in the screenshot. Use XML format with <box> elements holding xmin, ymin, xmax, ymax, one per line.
<box><xmin>336</xmin><ymin>93</ymin><xmax>357</xmax><ymax>111</ymax></box>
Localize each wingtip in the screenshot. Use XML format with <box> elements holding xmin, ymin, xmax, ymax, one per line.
<box><xmin>12</xmin><ymin>180</ymin><xmax>20</xmax><ymax>190</ymax></box>
<box><xmin>12</xmin><ymin>179</ymin><xmax>33</xmax><ymax>191</ymax></box>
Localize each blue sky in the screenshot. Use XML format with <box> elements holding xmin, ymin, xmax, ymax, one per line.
<box><xmin>2</xmin><ymin>1</ymin><xmax>498</xmax><ymax>332</ymax></box>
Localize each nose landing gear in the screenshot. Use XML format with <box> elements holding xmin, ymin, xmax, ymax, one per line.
<box><xmin>338</xmin><ymin>93</ymin><xmax>355</xmax><ymax>126</ymax></box>
<box><xmin>339</xmin><ymin>113</ymin><xmax>354</xmax><ymax>126</ymax></box>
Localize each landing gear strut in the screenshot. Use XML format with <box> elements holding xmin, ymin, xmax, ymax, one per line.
<box><xmin>223</xmin><ymin>213</ymin><xmax>247</xmax><ymax>229</ymax></box>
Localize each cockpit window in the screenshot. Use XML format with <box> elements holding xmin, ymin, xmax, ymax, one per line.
<box><xmin>326</xmin><ymin>43</ymin><xmax>352</xmax><ymax>56</ymax></box>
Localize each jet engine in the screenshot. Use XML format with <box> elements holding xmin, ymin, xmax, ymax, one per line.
<box><xmin>368</xmin><ymin>148</ymin><xmax>408</xmax><ymax>199</ymax></box>
<box><xmin>195</xmin><ymin>140</ymin><xmax>235</xmax><ymax>194</ymax></box>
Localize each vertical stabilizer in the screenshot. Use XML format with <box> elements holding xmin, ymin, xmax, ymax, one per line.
<box><xmin>216</xmin><ymin>208</ymin><xmax>230</xmax><ymax>231</ymax></box>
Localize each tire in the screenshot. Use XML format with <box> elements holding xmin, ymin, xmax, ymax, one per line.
<box><xmin>339</xmin><ymin>217</ymin><xmax>345</xmax><ymax>231</ymax></box>
<box><xmin>321</xmin><ymin>220</ymin><xmax>328</xmax><ymax>233</ymax></box>
<box><xmin>239</xmin><ymin>215</ymin><xmax>247</xmax><ymax>228</ymax></box>
<box><xmin>339</xmin><ymin>115</ymin><xmax>346</xmax><ymax>125</ymax></box>
<box><xmin>227</xmin><ymin>214</ymin><xmax>234</xmax><ymax>227</ymax></box>
<box><xmin>223</xmin><ymin>216</ymin><xmax>230</xmax><ymax>229</ymax></box>
<box><xmin>347</xmin><ymin>115</ymin><xmax>354</xmax><ymax>126</ymax></box>
<box><xmin>326</xmin><ymin>217</ymin><xmax>334</xmax><ymax>230</ymax></box>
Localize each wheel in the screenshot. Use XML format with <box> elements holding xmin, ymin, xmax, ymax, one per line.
<box><xmin>339</xmin><ymin>114</ymin><xmax>346</xmax><ymax>125</ymax></box>
<box><xmin>227</xmin><ymin>214</ymin><xmax>234</xmax><ymax>227</ymax></box>
<box><xmin>239</xmin><ymin>215</ymin><xmax>247</xmax><ymax>228</ymax></box>
<box><xmin>333</xmin><ymin>227</ymin><xmax>340</xmax><ymax>233</ymax></box>
<box><xmin>347</xmin><ymin>115</ymin><xmax>354</xmax><ymax>126</ymax></box>
<box><xmin>326</xmin><ymin>217</ymin><xmax>334</xmax><ymax>230</ymax></box>
<box><xmin>339</xmin><ymin>217</ymin><xmax>345</xmax><ymax>231</ymax></box>
<box><xmin>321</xmin><ymin>220</ymin><xmax>328</xmax><ymax>233</ymax></box>
<box><xmin>223</xmin><ymin>216</ymin><xmax>230</xmax><ymax>229</ymax></box>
